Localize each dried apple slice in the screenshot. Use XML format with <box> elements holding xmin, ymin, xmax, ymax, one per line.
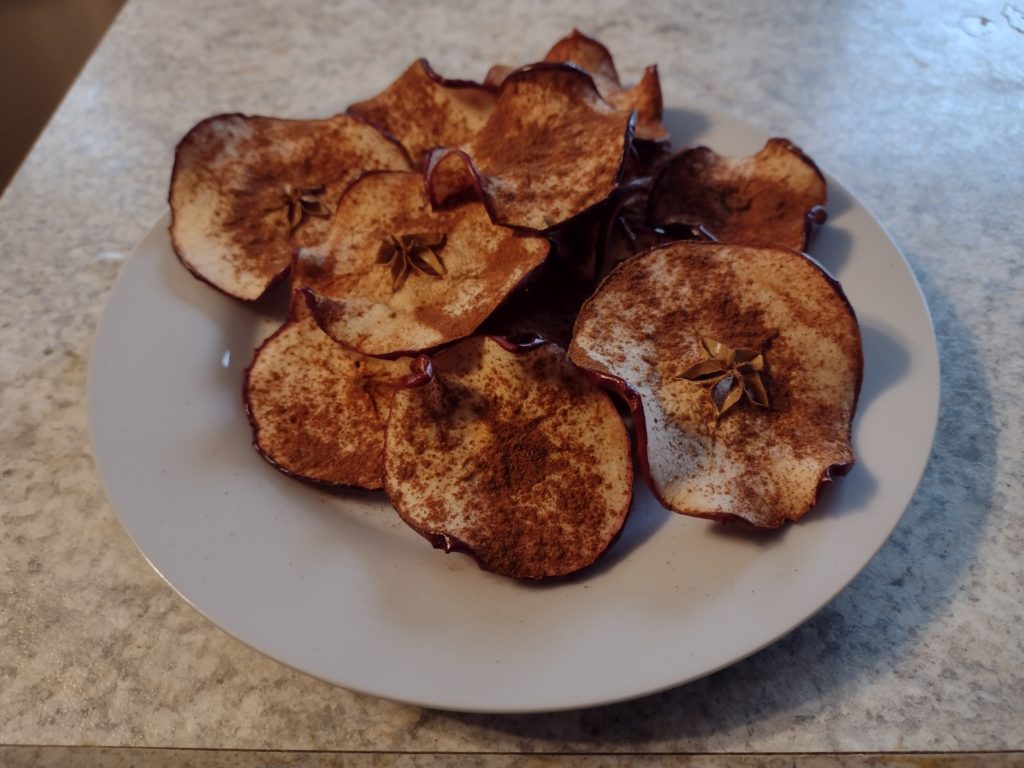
<box><xmin>426</xmin><ymin>64</ymin><xmax>634</xmax><ymax>232</ymax></box>
<box><xmin>243</xmin><ymin>305</ymin><xmax>411</xmax><ymax>489</ymax></box>
<box><xmin>348</xmin><ymin>60</ymin><xmax>496</xmax><ymax>168</ymax></box>
<box><xmin>485</xmin><ymin>31</ymin><xmax>668</xmax><ymax>144</ymax></box>
<box><xmin>543</xmin><ymin>29</ymin><xmax>669</xmax><ymax>143</ymax></box>
<box><xmin>569</xmin><ymin>242</ymin><xmax>862</xmax><ymax>529</ymax></box>
<box><xmin>298</xmin><ymin>171</ymin><xmax>549</xmax><ymax>356</ymax></box>
<box><xmin>384</xmin><ymin>337</ymin><xmax>633</xmax><ymax>579</ymax></box>
<box><xmin>170</xmin><ymin>113</ymin><xmax>410</xmax><ymax>300</ymax></box>
<box><xmin>648</xmin><ymin>138</ymin><xmax>828</xmax><ymax>252</ymax></box>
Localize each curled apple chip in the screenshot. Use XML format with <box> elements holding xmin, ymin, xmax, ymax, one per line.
<box><xmin>298</xmin><ymin>171</ymin><xmax>549</xmax><ymax>356</ymax></box>
<box><xmin>569</xmin><ymin>242</ymin><xmax>862</xmax><ymax>529</ymax></box>
<box><xmin>348</xmin><ymin>59</ymin><xmax>496</xmax><ymax>168</ymax></box>
<box><xmin>426</xmin><ymin>64</ymin><xmax>634</xmax><ymax>232</ymax></box>
<box><xmin>648</xmin><ymin>138</ymin><xmax>828</xmax><ymax>252</ymax></box>
<box><xmin>243</xmin><ymin>306</ymin><xmax>411</xmax><ymax>489</ymax></box>
<box><xmin>170</xmin><ymin>114</ymin><xmax>410</xmax><ymax>300</ymax></box>
<box><xmin>543</xmin><ymin>29</ymin><xmax>668</xmax><ymax>144</ymax></box>
<box><xmin>485</xmin><ymin>30</ymin><xmax>668</xmax><ymax>144</ymax></box>
<box><xmin>384</xmin><ymin>337</ymin><xmax>633</xmax><ymax>579</ymax></box>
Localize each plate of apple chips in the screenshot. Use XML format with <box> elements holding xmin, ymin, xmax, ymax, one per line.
<box><xmin>89</xmin><ymin>31</ymin><xmax>939</xmax><ymax>711</ymax></box>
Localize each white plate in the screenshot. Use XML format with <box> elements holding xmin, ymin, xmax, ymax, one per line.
<box><xmin>88</xmin><ymin>105</ymin><xmax>939</xmax><ymax>713</ymax></box>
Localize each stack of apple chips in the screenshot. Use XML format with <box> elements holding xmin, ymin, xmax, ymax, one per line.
<box><xmin>168</xmin><ymin>31</ymin><xmax>862</xmax><ymax>579</ymax></box>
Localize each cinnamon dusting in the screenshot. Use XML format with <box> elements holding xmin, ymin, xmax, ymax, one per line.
<box><xmin>568</xmin><ymin>242</ymin><xmax>861</xmax><ymax>528</ymax></box>
<box><xmin>649</xmin><ymin>139</ymin><xmax>827</xmax><ymax>252</ymax></box>
<box><xmin>384</xmin><ymin>338</ymin><xmax>632</xmax><ymax>578</ymax></box>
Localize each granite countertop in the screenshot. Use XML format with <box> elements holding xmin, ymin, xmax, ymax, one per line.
<box><xmin>1</xmin><ymin>0</ymin><xmax>1022</xmax><ymax>764</ymax></box>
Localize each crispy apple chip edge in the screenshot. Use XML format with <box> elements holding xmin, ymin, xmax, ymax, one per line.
<box><xmin>569</xmin><ymin>241</ymin><xmax>862</xmax><ymax>529</ymax></box>
<box><xmin>543</xmin><ymin>29</ymin><xmax>669</xmax><ymax>143</ymax></box>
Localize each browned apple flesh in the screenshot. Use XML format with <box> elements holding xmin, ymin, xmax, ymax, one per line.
<box><xmin>543</xmin><ymin>29</ymin><xmax>669</xmax><ymax>144</ymax></box>
<box><xmin>348</xmin><ymin>59</ymin><xmax>496</xmax><ymax>168</ymax></box>
<box><xmin>243</xmin><ymin>307</ymin><xmax>411</xmax><ymax>489</ymax></box>
<box><xmin>297</xmin><ymin>171</ymin><xmax>549</xmax><ymax>356</ymax></box>
<box><xmin>384</xmin><ymin>337</ymin><xmax>633</xmax><ymax>579</ymax></box>
<box><xmin>425</xmin><ymin>64</ymin><xmax>634</xmax><ymax>232</ymax></box>
<box><xmin>169</xmin><ymin>114</ymin><xmax>411</xmax><ymax>301</ymax></box>
<box><xmin>569</xmin><ymin>242</ymin><xmax>862</xmax><ymax>529</ymax></box>
<box><xmin>648</xmin><ymin>138</ymin><xmax>828</xmax><ymax>252</ymax></box>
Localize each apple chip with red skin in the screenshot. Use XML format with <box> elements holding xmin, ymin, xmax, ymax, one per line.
<box><xmin>543</xmin><ymin>29</ymin><xmax>668</xmax><ymax>144</ymax></box>
<box><xmin>425</xmin><ymin>64</ymin><xmax>635</xmax><ymax>232</ymax></box>
<box><xmin>486</xmin><ymin>30</ymin><xmax>668</xmax><ymax>144</ymax></box>
<box><xmin>243</xmin><ymin>301</ymin><xmax>411</xmax><ymax>490</ymax></box>
<box><xmin>348</xmin><ymin>59</ymin><xmax>496</xmax><ymax>168</ymax></box>
<box><xmin>298</xmin><ymin>171</ymin><xmax>549</xmax><ymax>357</ymax></box>
<box><xmin>569</xmin><ymin>242</ymin><xmax>862</xmax><ymax>529</ymax></box>
<box><xmin>169</xmin><ymin>113</ymin><xmax>411</xmax><ymax>301</ymax></box>
<box><xmin>648</xmin><ymin>138</ymin><xmax>828</xmax><ymax>252</ymax></box>
<box><xmin>384</xmin><ymin>337</ymin><xmax>633</xmax><ymax>579</ymax></box>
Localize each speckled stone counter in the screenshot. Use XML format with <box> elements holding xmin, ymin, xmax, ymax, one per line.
<box><xmin>1</xmin><ymin>0</ymin><xmax>1022</xmax><ymax>762</ymax></box>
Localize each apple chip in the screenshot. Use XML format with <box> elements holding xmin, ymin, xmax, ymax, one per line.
<box><xmin>543</xmin><ymin>29</ymin><xmax>668</xmax><ymax>143</ymax></box>
<box><xmin>569</xmin><ymin>242</ymin><xmax>862</xmax><ymax>529</ymax></box>
<box><xmin>244</xmin><ymin>306</ymin><xmax>411</xmax><ymax>489</ymax></box>
<box><xmin>425</xmin><ymin>64</ymin><xmax>634</xmax><ymax>232</ymax></box>
<box><xmin>648</xmin><ymin>138</ymin><xmax>828</xmax><ymax>252</ymax></box>
<box><xmin>384</xmin><ymin>337</ymin><xmax>633</xmax><ymax>579</ymax></box>
<box><xmin>298</xmin><ymin>171</ymin><xmax>549</xmax><ymax>356</ymax></box>
<box><xmin>348</xmin><ymin>59</ymin><xmax>496</xmax><ymax>168</ymax></box>
<box><xmin>486</xmin><ymin>31</ymin><xmax>668</xmax><ymax>144</ymax></box>
<box><xmin>170</xmin><ymin>113</ymin><xmax>411</xmax><ymax>300</ymax></box>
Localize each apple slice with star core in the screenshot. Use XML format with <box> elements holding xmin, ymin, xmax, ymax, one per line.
<box><xmin>569</xmin><ymin>241</ymin><xmax>862</xmax><ymax>528</ymax></box>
